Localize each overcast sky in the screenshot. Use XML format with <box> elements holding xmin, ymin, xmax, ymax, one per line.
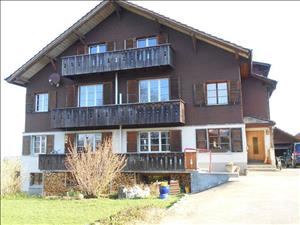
<box><xmin>1</xmin><ymin>1</ymin><xmax>300</xmax><ymax>158</ymax></box>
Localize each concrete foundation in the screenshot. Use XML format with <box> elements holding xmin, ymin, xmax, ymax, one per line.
<box><xmin>190</xmin><ymin>171</ymin><xmax>230</xmax><ymax>193</ymax></box>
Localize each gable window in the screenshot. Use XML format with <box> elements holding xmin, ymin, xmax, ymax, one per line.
<box><xmin>32</xmin><ymin>136</ymin><xmax>47</xmax><ymax>154</ymax></box>
<box><xmin>208</xmin><ymin>129</ymin><xmax>230</xmax><ymax>152</ymax></box>
<box><xmin>76</xmin><ymin>133</ymin><xmax>101</xmax><ymax>152</ymax></box>
<box><xmin>89</xmin><ymin>43</ymin><xmax>107</xmax><ymax>54</ymax></box>
<box><xmin>206</xmin><ymin>82</ymin><xmax>228</xmax><ymax>105</ymax></box>
<box><xmin>139</xmin><ymin>131</ymin><xmax>170</xmax><ymax>152</ymax></box>
<box><xmin>137</xmin><ymin>37</ymin><xmax>157</xmax><ymax>48</ymax></box>
<box><xmin>139</xmin><ymin>78</ymin><xmax>169</xmax><ymax>103</ymax></box>
<box><xmin>35</xmin><ymin>93</ymin><xmax>48</xmax><ymax>112</ymax></box>
<box><xmin>30</xmin><ymin>173</ymin><xmax>43</xmax><ymax>186</ymax></box>
<box><xmin>79</xmin><ymin>84</ymin><xmax>103</xmax><ymax>107</ymax></box>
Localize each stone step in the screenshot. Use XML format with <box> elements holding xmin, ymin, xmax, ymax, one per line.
<box><xmin>247</xmin><ymin>164</ymin><xmax>277</xmax><ymax>171</ymax></box>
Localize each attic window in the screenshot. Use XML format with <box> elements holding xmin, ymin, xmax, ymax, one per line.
<box><xmin>137</xmin><ymin>37</ymin><xmax>157</xmax><ymax>48</ymax></box>
<box><xmin>89</xmin><ymin>43</ymin><xmax>107</xmax><ymax>54</ymax></box>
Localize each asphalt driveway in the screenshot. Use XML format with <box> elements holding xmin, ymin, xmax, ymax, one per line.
<box><xmin>159</xmin><ymin>169</ymin><xmax>300</xmax><ymax>225</ymax></box>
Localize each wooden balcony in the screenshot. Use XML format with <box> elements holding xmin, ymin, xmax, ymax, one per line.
<box><xmin>39</xmin><ymin>152</ymin><xmax>196</xmax><ymax>172</ymax></box>
<box><xmin>61</xmin><ymin>44</ymin><xmax>174</xmax><ymax>76</ymax></box>
<box><xmin>51</xmin><ymin>100</ymin><xmax>185</xmax><ymax>129</ymax></box>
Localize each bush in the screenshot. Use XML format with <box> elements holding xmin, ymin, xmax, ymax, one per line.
<box><xmin>1</xmin><ymin>158</ymin><xmax>21</xmax><ymax>196</ymax></box>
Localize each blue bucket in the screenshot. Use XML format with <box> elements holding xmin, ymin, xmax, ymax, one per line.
<box><xmin>159</xmin><ymin>186</ymin><xmax>170</xmax><ymax>199</ymax></box>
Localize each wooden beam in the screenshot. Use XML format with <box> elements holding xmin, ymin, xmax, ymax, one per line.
<box><xmin>45</xmin><ymin>55</ymin><xmax>57</xmax><ymax>72</ymax></box>
<box><xmin>73</xmin><ymin>31</ymin><xmax>86</xmax><ymax>45</ymax></box>
<box><xmin>155</xmin><ymin>18</ymin><xmax>163</xmax><ymax>34</ymax></box>
<box><xmin>235</xmin><ymin>51</ymin><xmax>240</xmax><ymax>60</ymax></box>
<box><xmin>112</xmin><ymin>0</ymin><xmax>122</xmax><ymax>20</ymax></box>
<box><xmin>191</xmin><ymin>33</ymin><xmax>197</xmax><ymax>52</ymax></box>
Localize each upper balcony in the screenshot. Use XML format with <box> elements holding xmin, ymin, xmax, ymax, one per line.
<box><xmin>61</xmin><ymin>44</ymin><xmax>174</xmax><ymax>76</ymax></box>
<box><xmin>51</xmin><ymin>99</ymin><xmax>185</xmax><ymax>129</ymax></box>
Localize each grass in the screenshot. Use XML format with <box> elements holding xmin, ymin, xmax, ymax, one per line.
<box><xmin>1</xmin><ymin>194</ymin><xmax>182</xmax><ymax>225</ymax></box>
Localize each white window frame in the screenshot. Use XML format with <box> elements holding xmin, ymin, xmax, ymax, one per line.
<box><xmin>206</xmin><ymin>82</ymin><xmax>229</xmax><ymax>106</ymax></box>
<box><xmin>32</xmin><ymin>135</ymin><xmax>47</xmax><ymax>155</ymax></box>
<box><xmin>138</xmin><ymin>78</ymin><xmax>169</xmax><ymax>103</ymax></box>
<box><xmin>78</xmin><ymin>84</ymin><xmax>103</xmax><ymax>107</ymax></box>
<box><xmin>35</xmin><ymin>93</ymin><xmax>48</xmax><ymax>112</ymax></box>
<box><xmin>88</xmin><ymin>43</ymin><xmax>107</xmax><ymax>54</ymax></box>
<box><xmin>76</xmin><ymin>133</ymin><xmax>102</xmax><ymax>152</ymax></box>
<box><xmin>138</xmin><ymin>131</ymin><xmax>170</xmax><ymax>153</ymax></box>
<box><xmin>137</xmin><ymin>37</ymin><xmax>158</xmax><ymax>48</ymax></box>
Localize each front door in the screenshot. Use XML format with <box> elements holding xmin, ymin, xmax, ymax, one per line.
<box><xmin>247</xmin><ymin>131</ymin><xmax>265</xmax><ymax>161</ymax></box>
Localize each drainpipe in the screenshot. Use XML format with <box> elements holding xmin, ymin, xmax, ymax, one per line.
<box><xmin>119</xmin><ymin>125</ymin><xmax>122</xmax><ymax>153</ymax></box>
<box><xmin>115</xmin><ymin>72</ymin><xmax>118</xmax><ymax>105</ymax></box>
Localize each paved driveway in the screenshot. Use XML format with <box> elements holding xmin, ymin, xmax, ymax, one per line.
<box><xmin>159</xmin><ymin>169</ymin><xmax>300</xmax><ymax>225</ymax></box>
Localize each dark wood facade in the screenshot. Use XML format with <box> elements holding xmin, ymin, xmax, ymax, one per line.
<box><xmin>51</xmin><ymin>100</ymin><xmax>185</xmax><ymax>129</ymax></box>
<box><xmin>25</xmin><ymin>9</ymin><xmax>245</xmax><ymax>132</ymax></box>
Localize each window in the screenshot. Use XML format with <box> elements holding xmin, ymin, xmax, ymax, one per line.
<box><xmin>139</xmin><ymin>131</ymin><xmax>170</xmax><ymax>152</ymax></box>
<box><xmin>137</xmin><ymin>37</ymin><xmax>157</xmax><ymax>48</ymax></box>
<box><xmin>35</xmin><ymin>93</ymin><xmax>48</xmax><ymax>112</ymax></box>
<box><xmin>208</xmin><ymin>129</ymin><xmax>230</xmax><ymax>152</ymax></box>
<box><xmin>76</xmin><ymin>133</ymin><xmax>101</xmax><ymax>152</ymax></box>
<box><xmin>79</xmin><ymin>84</ymin><xmax>103</xmax><ymax>107</ymax></box>
<box><xmin>206</xmin><ymin>82</ymin><xmax>228</xmax><ymax>105</ymax></box>
<box><xmin>32</xmin><ymin>136</ymin><xmax>47</xmax><ymax>154</ymax></box>
<box><xmin>30</xmin><ymin>173</ymin><xmax>43</xmax><ymax>186</ymax></box>
<box><xmin>88</xmin><ymin>43</ymin><xmax>107</xmax><ymax>54</ymax></box>
<box><xmin>139</xmin><ymin>78</ymin><xmax>169</xmax><ymax>103</ymax></box>
<box><xmin>253</xmin><ymin>137</ymin><xmax>259</xmax><ymax>154</ymax></box>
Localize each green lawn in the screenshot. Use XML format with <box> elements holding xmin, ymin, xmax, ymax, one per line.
<box><xmin>1</xmin><ymin>195</ymin><xmax>181</xmax><ymax>225</ymax></box>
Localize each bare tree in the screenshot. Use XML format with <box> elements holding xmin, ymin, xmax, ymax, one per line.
<box><xmin>1</xmin><ymin>158</ymin><xmax>21</xmax><ymax>196</ymax></box>
<box><xmin>65</xmin><ymin>138</ymin><xmax>126</xmax><ymax>198</ymax></box>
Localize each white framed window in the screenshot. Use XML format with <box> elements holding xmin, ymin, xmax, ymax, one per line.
<box><xmin>76</xmin><ymin>133</ymin><xmax>101</xmax><ymax>152</ymax></box>
<box><xmin>206</xmin><ymin>82</ymin><xmax>228</xmax><ymax>105</ymax></box>
<box><xmin>30</xmin><ymin>173</ymin><xmax>43</xmax><ymax>186</ymax></box>
<box><xmin>79</xmin><ymin>84</ymin><xmax>103</xmax><ymax>107</ymax></box>
<box><xmin>35</xmin><ymin>93</ymin><xmax>48</xmax><ymax>112</ymax></box>
<box><xmin>88</xmin><ymin>43</ymin><xmax>107</xmax><ymax>54</ymax></box>
<box><xmin>137</xmin><ymin>37</ymin><xmax>157</xmax><ymax>48</ymax></box>
<box><xmin>32</xmin><ymin>136</ymin><xmax>47</xmax><ymax>154</ymax></box>
<box><xmin>139</xmin><ymin>78</ymin><xmax>169</xmax><ymax>103</ymax></box>
<box><xmin>139</xmin><ymin>131</ymin><xmax>170</xmax><ymax>152</ymax></box>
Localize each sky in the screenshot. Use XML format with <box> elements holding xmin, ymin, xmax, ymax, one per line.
<box><xmin>1</xmin><ymin>1</ymin><xmax>300</xmax><ymax>158</ymax></box>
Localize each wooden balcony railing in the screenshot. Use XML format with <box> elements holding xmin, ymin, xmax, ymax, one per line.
<box><xmin>39</xmin><ymin>152</ymin><xmax>196</xmax><ymax>172</ymax></box>
<box><xmin>51</xmin><ymin>100</ymin><xmax>185</xmax><ymax>129</ymax></box>
<box><xmin>61</xmin><ymin>44</ymin><xmax>174</xmax><ymax>76</ymax></box>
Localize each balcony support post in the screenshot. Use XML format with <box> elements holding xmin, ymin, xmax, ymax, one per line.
<box><xmin>115</xmin><ymin>72</ymin><xmax>118</xmax><ymax>104</ymax></box>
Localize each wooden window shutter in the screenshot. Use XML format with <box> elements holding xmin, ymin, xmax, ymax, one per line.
<box><xmin>196</xmin><ymin>129</ymin><xmax>207</xmax><ymax>149</ymax></box>
<box><xmin>170</xmin><ymin>76</ymin><xmax>180</xmax><ymax>100</ymax></box>
<box><xmin>102</xmin><ymin>132</ymin><xmax>112</xmax><ymax>144</ymax></box>
<box><xmin>125</xmin><ymin>38</ymin><xmax>136</xmax><ymax>49</ymax></box>
<box><xmin>22</xmin><ymin>136</ymin><xmax>31</xmax><ymax>155</ymax></box>
<box><xmin>229</xmin><ymin>80</ymin><xmax>241</xmax><ymax>105</ymax></box>
<box><xmin>26</xmin><ymin>93</ymin><xmax>35</xmax><ymax>113</ymax></box>
<box><xmin>49</xmin><ymin>90</ymin><xmax>57</xmax><ymax>110</ymax></box>
<box><xmin>66</xmin><ymin>85</ymin><xmax>77</xmax><ymax>107</ymax></box>
<box><xmin>193</xmin><ymin>83</ymin><xmax>205</xmax><ymax>106</ymax></box>
<box><xmin>46</xmin><ymin>135</ymin><xmax>54</xmax><ymax>154</ymax></box>
<box><xmin>231</xmin><ymin>128</ymin><xmax>243</xmax><ymax>152</ymax></box>
<box><xmin>170</xmin><ymin>130</ymin><xmax>182</xmax><ymax>152</ymax></box>
<box><xmin>106</xmin><ymin>41</ymin><xmax>115</xmax><ymax>51</ymax></box>
<box><xmin>127</xmin><ymin>80</ymin><xmax>138</xmax><ymax>103</ymax></box>
<box><xmin>157</xmin><ymin>33</ymin><xmax>168</xmax><ymax>45</ymax></box>
<box><xmin>127</xmin><ymin>131</ymin><xmax>137</xmax><ymax>153</ymax></box>
<box><xmin>103</xmin><ymin>82</ymin><xmax>113</xmax><ymax>105</ymax></box>
<box><xmin>64</xmin><ymin>133</ymin><xmax>75</xmax><ymax>153</ymax></box>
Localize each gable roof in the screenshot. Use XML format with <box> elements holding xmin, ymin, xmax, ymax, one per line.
<box><xmin>274</xmin><ymin>127</ymin><xmax>299</xmax><ymax>144</ymax></box>
<box><xmin>5</xmin><ymin>0</ymin><xmax>251</xmax><ymax>87</ymax></box>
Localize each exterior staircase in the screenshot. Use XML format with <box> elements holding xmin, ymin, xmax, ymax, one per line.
<box><xmin>247</xmin><ymin>163</ymin><xmax>277</xmax><ymax>171</ymax></box>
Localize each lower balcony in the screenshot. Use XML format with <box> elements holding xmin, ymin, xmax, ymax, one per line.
<box><xmin>38</xmin><ymin>152</ymin><xmax>197</xmax><ymax>172</ymax></box>
<box><xmin>51</xmin><ymin>99</ymin><xmax>185</xmax><ymax>129</ymax></box>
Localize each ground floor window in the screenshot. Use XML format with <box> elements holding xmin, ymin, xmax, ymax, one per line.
<box><xmin>30</xmin><ymin>173</ymin><xmax>43</xmax><ymax>186</ymax></box>
<box><xmin>196</xmin><ymin>128</ymin><xmax>243</xmax><ymax>152</ymax></box>
<box><xmin>139</xmin><ymin>131</ymin><xmax>170</xmax><ymax>152</ymax></box>
<box><xmin>76</xmin><ymin>133</ymin><xmax>102</xmax><ymax>152</ymax></box>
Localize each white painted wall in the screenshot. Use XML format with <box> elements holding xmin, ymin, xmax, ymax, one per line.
<box><xmin>20</xmin><ymin>156</ymin><xmax>40</xmax><ymax>192</ymax></box>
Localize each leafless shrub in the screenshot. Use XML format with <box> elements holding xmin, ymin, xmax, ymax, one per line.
<box><xmin>1</xmin><ymin>158</ymin><xmax>21</xmax><ymax>196</ymax></box>
<box><xmin>65</xmin><ymin>138</ymin><xmax>126</xmax><ymax>198</ymax></box>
